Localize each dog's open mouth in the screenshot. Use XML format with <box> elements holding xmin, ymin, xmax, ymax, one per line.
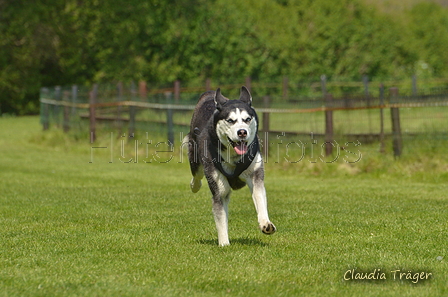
<box><xmin>228</xmin><ymin>137</ymin><xmax>248</xmax><ymax>155</ymax></box>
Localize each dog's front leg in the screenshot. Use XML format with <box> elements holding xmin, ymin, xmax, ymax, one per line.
<box><xmin>207</xmin><ymin>171</ymin><xmax>231</xmax><ymax>246</ymax></box>
<box><xmin>212</xmin><ymin>193</ymin><xmax>230</xmax><ymax>246</ymax></box>
<box><xmin>246</xmin><ymin>164</ymin><xmax>276</xmax><ymax>235</ymax></box>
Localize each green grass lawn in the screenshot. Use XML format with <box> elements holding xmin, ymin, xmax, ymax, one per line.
<box><xmin>1</xmin><ymin>116</ymin><xmax>447</xmax><ymax>296</ymax></box>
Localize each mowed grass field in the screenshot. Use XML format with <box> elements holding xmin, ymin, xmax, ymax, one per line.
<box><xmin>1</xmin><ymin>116</ymin><xmax>447</xmax><ymax>296</ymax></box>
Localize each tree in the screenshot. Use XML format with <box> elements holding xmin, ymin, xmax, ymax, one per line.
<box><xmin>289</xmin><ymin>0</ymin><xmax>416</xmax><ymax>80</ymax></box>
<box><xmin>406</xmin><ymin>3</ymin><xmax>448</xmax><ymax>77</ymax></box>
<box><xmin>0</xmin><ymin>0</ymin><xmax>64</xmax><ymax>114</ymax></box>
<box><xmin>0</xmin><ymin>0</ymin><xmax>446</xmax><ymax>115</ymax></box>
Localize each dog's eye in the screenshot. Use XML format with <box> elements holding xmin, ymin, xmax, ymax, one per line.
<box><xmin>244</xmin><ymin>117</ymin><xmax>252</xmax><ymax>123</ymax></box>
<box><xmin>226</xmin><ymin>119</ymin><xmax>235</xmax><ymax>124</ymax></box>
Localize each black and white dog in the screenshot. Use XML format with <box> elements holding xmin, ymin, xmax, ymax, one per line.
<box><xmin>185</xmin><ymin>86</ymin><xmax>276</xmax><ymax>246</ymax></box>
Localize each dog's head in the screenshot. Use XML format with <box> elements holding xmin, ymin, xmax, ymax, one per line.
<box><xmin>214</xmin><ymin>86</ymin><xmax>258</xmax><ymax>155</ymax></box>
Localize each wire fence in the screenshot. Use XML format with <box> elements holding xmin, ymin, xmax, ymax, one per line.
<box><xmin>40</xmin><ymin>77</ymin><xmax>448</xmax><ymax>157</ymax></box>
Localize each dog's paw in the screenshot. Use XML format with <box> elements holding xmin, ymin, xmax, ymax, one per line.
<box><xmin>219</xmin><ymin>241</ymin><xmax>230</xmax><ymax>247</ymax></box>
<box><xmin>261</xmin><ymin>222</ymin><xmax>276</xmax><ymax>235</ymax></box>
<box><xmin>190</xmin><ymin>178</ymin><xmax>202</xmax><ymax>193</ymax></box>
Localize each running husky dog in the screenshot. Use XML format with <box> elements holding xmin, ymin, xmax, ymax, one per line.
<box><xmin>185</xmin><ymin>86</ymin><xmax>276</xmax><ymax>246</ymax></box>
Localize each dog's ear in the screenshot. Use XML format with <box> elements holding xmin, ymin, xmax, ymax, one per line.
<box><xmin>239</xmin><ymin>86</ymin><xmax>252</xmax><ymax>106</ymax></box>
<box><xmin>214</xmin><ymin>88</ymin><xmax>228</xmax><ymax>110</ymax></box>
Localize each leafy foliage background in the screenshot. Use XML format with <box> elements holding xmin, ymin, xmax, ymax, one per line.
<box><xmin>1</xmin><ymin>0</ymin><xmax>448</xmax><ymax>114</ymax></box>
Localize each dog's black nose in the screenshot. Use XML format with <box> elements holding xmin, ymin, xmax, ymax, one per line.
<box><xmin>237</xmin><ymin>129</ymin><xmax>247</xmax><ymax>138</ymax></box>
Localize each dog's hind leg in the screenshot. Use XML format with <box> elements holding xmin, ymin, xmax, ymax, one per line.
<box><xmin>187</xmin><ymin>134</ymin><xmax>203</xmax><ymax>193</ymax></box>
<box><xmin>190</xmin><ymin>168</ymin><xmax>203</xmax><ymax>193</ymax></box>
<box><xmin>207</xmin><ymin>171</ymin><xmax>231</xmax><ymax>246</ymax></box>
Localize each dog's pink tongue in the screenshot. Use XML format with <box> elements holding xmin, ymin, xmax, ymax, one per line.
<box><xmin>234</xmin><ymin>142</ymin><xmax>248</xmax><ymax>155</ymax></box>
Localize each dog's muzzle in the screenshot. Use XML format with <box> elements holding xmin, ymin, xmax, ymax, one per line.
<box><xmin>227</xmin><ymin>137</ymin><xmax>248</xmax><ymax>155</ymax></box>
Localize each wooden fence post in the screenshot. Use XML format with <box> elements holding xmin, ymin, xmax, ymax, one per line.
<box><xmin>89</xmin><ymin>84</ymin><xmax>98</xmax><ymax>143</ymax></box>
<box><xmin>63</xmin><ymin>90</ymin><xmax>70</xmax><ymax>133</ymax></box>
<box><xmin>262</xmin><ymin>96</ymin><xmax>270</xmax><ymax>134</ymax></box>
<box><xmin>43</xmin><ymin>104</ymin><xmax>50</xmax><ymax>131</ymax></box>
<box><xmin>363</xmin><ymin>75</ymin><xmax>369</xmax><ymax>98</ymax></box>
<box><xmin>245</xmin><ymin>77</ymin><xmax>251</xmax><ymax>91</ymax></box>
<box><xmin>205</xmin><ymin>78</ymin><xmax>211</xmax><ymax>91</ymax></box>
<box><xmin>390</xmin><ymin>87</ymin><xmax>402</xmax><ymax>157</ymax></box>
<box><xmin>139</xmin><ymin>81</ymin><xmax>147</xmax><ymax>100</ymax></box>
<box><xmin>166</xmin><ymin>92</ymin><xmax>174</xmax><ymax>145</ymax></box>
<box><xmin>71</xmin><ymin>85</ymin><xmax>77</xmax><ymax>116</ymax></box>
<box><xmin>129</xmin><ymin>105</ymin><xmax>136</xmax><ymax>137</ymax></box>
<box><xmin>325</xmin><ymin>93</ymin><xmax>334</xmax><ymax>156</ymax></box>
<box><xmin>379</xmin><ymin>84</ymin><xmax>385</xmax><ymax>154</ymax></box>
<box><xmin>363</xmin><ymin>75</ymin><xmax>373</xmax><ymax>133</ymax></box>
<box><xmin>262</xmin><ymin>95</ymin><xmax>270</xmax><ymax>164</ymax></box>
<box><xmin>174</xmin><ymin>80</ymin><xmax>180</xmax><ymax>103</ymax></box>
<box><xmin>129</xmin><ymin>82</ymin><xmax>137</xmax><ymax>137</ymax></box>
<box><xmin>115</xmin><ymin>82</ymin><xmax>123</xmax><ymax>132</ymax></box>
<box><xmin>282</xmin><ymin>76</ymin><xmax>288</xmax><ymax>100</ymax></box>
<box><xmin>412</xmin><ymin>75</ymin><xmax>418</xmax><ymax>96</ymax></box>
<box><xmin>320</xmin><ymin>75</ymin><xmax>327</xmax><ymax>96</ymax></box>
<box><xmin>55</xmin><ymin>86</ymin><xmax>61</xmax><ymax>127</ymax></box>
<box><xmin>41</xmin><ymin>87</ymin><xmax>50</xmax><ymax>131</ymax></box>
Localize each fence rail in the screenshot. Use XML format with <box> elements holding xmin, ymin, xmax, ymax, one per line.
<box><xmin>40</xmin><ymin>77</ymin><xmax>448</xmax><ymax>157</ymax></box>
<box><xmin>39</xmin><ymin>94</ymin><xmax>448</xmax><ymax>112</ymax></box>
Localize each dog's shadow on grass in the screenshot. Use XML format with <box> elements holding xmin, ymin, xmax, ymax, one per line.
<box><xmin>197</xmin><ymin>237</ymin><xmax>269</xmax><ymax>247</ymax></box>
